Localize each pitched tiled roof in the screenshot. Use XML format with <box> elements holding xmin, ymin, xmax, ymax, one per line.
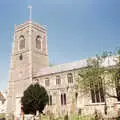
<box><xmin>34</xmin><ymin>56</ymin><xmax>118</xmax><ymax>77</ymax></box>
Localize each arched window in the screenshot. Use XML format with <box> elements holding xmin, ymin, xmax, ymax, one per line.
<box><xmin>75</xmin><ymin>92</ymin><xmax>78</xmax><ymax>101</ymax></box>
<box><xmin>67</xmin><ymin>73</ymin><xmax>73</xmax><ymax>83</ymax></box>
<box><xmin>48</xmin><ymin>95</ymin><xmax>52</xmax><ymax>105</ymax></box>
<box><xmin>61</xmin><ymin>94</ymin><xmax>63</xmax><ymax>105</ymax></box>
<box><xmin>36</xmin><ymin>36</ymin><xmax>41</xmax><ymax>49</ymax></box>
<box><xmin>19</xmin><ymin>36</ymin><xmax>25</xmax><ymax>50</ymax></box>
<box><xmin>61</xmin><ymin>93</ymin><xmax>66</xmax><ymax>105</ymax></box>
<box><xmin>19</xmin><ymin>54</ymin><xmax>23</xmax><ymax>60</ymax></box>
<box><xmin>56</xmin><ymin>75</ymin><xmax>61</xmax><ymax>85</ymax></box>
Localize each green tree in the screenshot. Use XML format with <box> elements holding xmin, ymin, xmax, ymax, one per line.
<box><xmin>49</xmin><ymin>63</ymin><xmax>55</xmax><ymax>67</ymax></box>
<box><xmin>77</xmin><ymin>56</ymin><xmax>105</xmax><ymax>96</ymax></box>
<box><xmin>77</xmin><ymin>56</ymin><xmax>107</xmax><ymax>114</ymax></box>
<box><xmin>107</xmin><ymin>49</ymin><xmax>120</xmax><ymax>99</ymax></box>
<box><xmin>77</xmin><ymin>49</ymin><xmax>120</xmax><ymax>115</ymax></box>
<box><xmin>21</xmin><ymin>83</ymin><xmax>49</xmax><ymax>115</ymax></box>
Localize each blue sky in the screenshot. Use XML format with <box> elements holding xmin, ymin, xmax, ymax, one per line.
<box><xmin>0</xmin><ymin>0</ymin><xmax>120</xmax><ymax>91</ymax></box>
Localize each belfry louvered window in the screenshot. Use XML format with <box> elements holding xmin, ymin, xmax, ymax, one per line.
<box><xmin>36</xmin><ymin>36</ymin><xmax>41</xmax><ymax>49</ymax></box>
<box><xmin>19</xmin><ymin>36</ymin><xmax>25</xmax><ymax>50</ymax></box>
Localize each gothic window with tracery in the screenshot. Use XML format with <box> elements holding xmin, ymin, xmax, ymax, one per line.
<box><xmin>36</xmin><ymin>36</ymin><xmax>41</xmax><ymax>49</ymax></box>
<box><xmin>90</xmin><ymin>77</ymin><xmax>105</xmax><ymax>103</ymax></box>
<box><xmin>19</xmin><ymin>36</ymin><xmax>25</xmax><ymax>50</ymax></box>
<box><xmin>67</xmin><ymin>73</ymin><xmax>73</xmax><ymax>83</ymax></box>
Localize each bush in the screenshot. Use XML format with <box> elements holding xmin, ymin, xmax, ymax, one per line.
<box><xmin>21</xmin><ymin>83</ymin><xmax>49</xmax><ymax>115</ymax></box>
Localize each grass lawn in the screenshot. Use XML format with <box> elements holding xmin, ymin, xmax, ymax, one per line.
<box><xmin>0</xmin><ymin>113</ymin><xmax>5</xmax><ymax>119</ymax></box>
<box><xmin>71</xmin><ymin>114</ymin><xmax>94</xmax><ymax>120</ymax></box>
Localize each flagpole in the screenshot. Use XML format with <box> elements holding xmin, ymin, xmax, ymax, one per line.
<box><xmin>28</xmin><ymin>5</ymin><xmax>32</xmax><ymax>21</ymax></box>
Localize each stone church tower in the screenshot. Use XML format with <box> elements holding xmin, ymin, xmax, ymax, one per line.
<box><xmin>7</xmin><ymin>20</ymin><xmax>49</xmax><ymax>115</ymax></box>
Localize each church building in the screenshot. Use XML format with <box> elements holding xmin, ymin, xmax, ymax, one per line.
<box><xmin>7</xmin><ymin>9</ymin><xmax>120</xmax><ymax>118</ymax></box>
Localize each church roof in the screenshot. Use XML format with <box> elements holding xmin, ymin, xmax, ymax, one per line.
<box><xmin>34</xmin><ymin>56</ymin><xmax>118</xmax><ymax>77</ymax></box>
<box><xmin>36</xmin><ymin>59</ymin><xmax>87</xmax><ymax>76</ymax></box>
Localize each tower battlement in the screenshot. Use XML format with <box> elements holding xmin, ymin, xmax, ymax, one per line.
<box><xmin>15</xmin><ymin>21</ymin><xmax>47</xmax><ymax>33</ymax></box>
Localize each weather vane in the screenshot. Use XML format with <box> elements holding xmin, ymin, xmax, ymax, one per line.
<box><xmin>28</xmin><ymin>5</ymin><xmax>32</xmax><ymax>21</ymax></box>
